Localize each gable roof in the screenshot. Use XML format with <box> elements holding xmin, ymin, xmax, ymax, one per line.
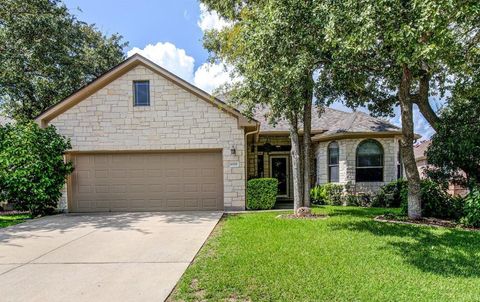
<box><xmin>253</xmin><ymin>105</ymin><xmax>404</xmax><ymax>140</ymax></box>
<box><xmin>35</xmin><ymin>54</ymin><xmax>257</xmax><ymax>129</ymax></box>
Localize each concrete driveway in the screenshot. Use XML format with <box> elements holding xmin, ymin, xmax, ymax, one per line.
<box><xmin>0</xmin><ymin>212</ymin><xmax>222</xmax><ymax>302</ymax></box>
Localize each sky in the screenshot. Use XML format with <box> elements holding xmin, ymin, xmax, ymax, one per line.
<box><xmin>63</xmin><ymin>0</ymin><xmax>435</xmax><ymax>139</ymax></box>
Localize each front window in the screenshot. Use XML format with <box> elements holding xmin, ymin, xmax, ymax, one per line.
<box><xmin>356</xmin><ymin>139</ymin><xmax>384</xmax><ymax>182</ymax></box>
<box><xmin>133</xmin><ymin>80</ymin><xmax>150</xmax><ymax>106</ymax></box>
<box><xmin>328</xmin><ymin>141</ymin><xmax>339</xmax><ymax>182</ymax></box>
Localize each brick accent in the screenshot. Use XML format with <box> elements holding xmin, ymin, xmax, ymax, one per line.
<box><xmin>50</xmin><ymin>65</ymin><xmax>246</xmax><ymax>210</ymax></box>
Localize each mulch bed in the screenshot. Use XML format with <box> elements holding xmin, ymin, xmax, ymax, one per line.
<box><xmin>276</xmin><ymin>214</ymin><xmax>329</xmax><ymax>220</ymax></box>
<box><xmin>375</xmin><ymin>214</ymin><xmax>479</xmax><ymax>231</ymax></box>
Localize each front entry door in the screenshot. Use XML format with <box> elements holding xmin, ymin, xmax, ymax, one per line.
<box><xmin>270</xmin><ymin>156</ymin><xmax>289</xmax><ymax>197</ymax></box>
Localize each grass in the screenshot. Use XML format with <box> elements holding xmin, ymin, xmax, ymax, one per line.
<box><xmin>170</xmin><ymin>206</ymin><xmax>480</xmax><ymax>302</ymax></box>
<box><xmin>0</xmin><ymin>213</ymin><xmax>31</xmax><ymax>228</ymax></box>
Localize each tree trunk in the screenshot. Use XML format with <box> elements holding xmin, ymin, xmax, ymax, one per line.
<box><xmin>399</xmin><ymin>65</ymin><xmax>422</xmax><ymax>219</ymax></box>
<box><xmin>288</xmin><ymin>114</ymin><xmax>303</xmax><ymax>212</ymax></box>
<box><xmin>303</xmin><ymin>100</ymin><xmax>312</xmax><ymax>207</ymax></box>
<box><xmin>416</xmin><ymin>73</ymin><xmax>440</xmax><ymax>131</ymax></box>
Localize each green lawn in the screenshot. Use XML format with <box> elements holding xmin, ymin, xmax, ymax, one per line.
<box><xmin>170</xmin><ymin>206</ymin><xmax>480</xmax><ymax>302</ymax></box>
<box><xmin>0</xmin><ymin>214</ymin><xmax>30</xmax><ymax>228</ymax></box>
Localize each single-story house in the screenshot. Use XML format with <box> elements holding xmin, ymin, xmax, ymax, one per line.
<box><xmin>36</xmin><ymin>54</ymin><xmax>405</xmax><ymax>213</ymax></box>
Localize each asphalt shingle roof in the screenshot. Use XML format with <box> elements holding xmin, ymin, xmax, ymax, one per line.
<box><xmin>252</xmin><ymin>105</ymin><xmax>400</xmax><ymax>135</ymax></box>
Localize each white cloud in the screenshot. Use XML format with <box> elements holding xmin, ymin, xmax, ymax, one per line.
<box><xmin>127</xmin><ymin>41</ymin><xmax>233</xmax><ymax>94</ymax></box>
<box><xmin>127</xmin><ymin>42</ymin><xmax>195</xmax><ymax>82</ymax></box>
<box><xmin>197</xmin><ymin>3</ymin><xmax>231</xmax><ymax>32</ymax></box>
<box><xmin>193</xmin><ymin>63</ymin><xmax>233</xmax><ymax>93</ymax></box>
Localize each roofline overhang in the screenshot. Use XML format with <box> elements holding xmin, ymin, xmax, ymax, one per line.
<box><xmin>258</xmin><ymin>129</ymin><xmax>327</xmax><ymax>136</ymax></box>
<box><xmin>311</xmin><ymin>131</ymin><xmax>406</xmax><ymax>142</ymax></box>
<box><xmin>35</xmin><ymin>54</ymin><xmax>257</xmax><ymax>128</ymax></box>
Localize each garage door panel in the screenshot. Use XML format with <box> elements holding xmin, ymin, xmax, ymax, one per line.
<box><xmin>71</xmin><ymin>152</ymin><xmax>223</xmax><ymax>212</ymax></box>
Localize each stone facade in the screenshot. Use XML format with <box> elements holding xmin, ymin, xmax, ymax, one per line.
<box><xmin>315</xmin><ymin>136</ymin><xmax>402</xmax><ymax>193</ymax></box>
<box><xmin>50</xmin><ymin>65</ymin><xmax>246</xmax><ymax>210</ymax></box>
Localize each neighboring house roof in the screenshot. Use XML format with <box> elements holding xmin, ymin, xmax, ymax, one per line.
<box><xmin>35</xmin><ymin>54</ymin><xmax>257</xmax><ymax>129</ymax></box>
<box><xmin>414</xmin><ymin>140</ymin><xmax>431</xmax><ymax>161</ymax></box>
<box><xmin>253</xmin><ymin>105</ymin><xmax>403</xmax><ymax>140</ymax></box>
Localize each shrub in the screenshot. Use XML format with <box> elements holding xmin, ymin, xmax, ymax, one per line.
<box><xmin>310</xmin><ymin>183</ymin><xmax>344</xmax><ymax>205</ymax></box>
<box><xmin>399</xmin><ymin>180</ymin><xmax>464</xmax><ymax>220</ymax></box>
<box><xmin>310</xmin><ymin>185</ymin><xmax>327</xmax><ymax>204</ymax></box>
<box><xmin>247</xmin><ymin>178</ymin><xmax>278</xmax><ymax>210</ymax></box>
<box><xmin>0</xmin><ymin>122</ymin><xmax>73</xmax><ymax>216</ymax></box>
<box><xmin>373</xmin><ymin>179</ymin><xmax>408</xmax><ymax>208</ymax></box>
<box><xmin>345</xmin><ymin>192</ymin><xmax>375</xmax><ymax>207</ymax></box>
<box><xmin>461</xmin><ymin>188</ymin><xmax>480</xmax><ymax>227</ymax></box>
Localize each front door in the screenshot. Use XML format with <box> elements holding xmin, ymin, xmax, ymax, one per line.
<box><xmin>270</xmin><ymin>155</ymin><xmax>289</xmax><ymax>197</ymax></box>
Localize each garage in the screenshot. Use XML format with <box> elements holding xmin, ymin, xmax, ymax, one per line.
<box><xmin>70</xmin><ymin>151</ymin><xmax>223</xmax><ymax>212</ymax></box>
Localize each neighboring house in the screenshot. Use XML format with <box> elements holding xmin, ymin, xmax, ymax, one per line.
<box><xmin>414</xmin><ymin>140</ymin><xmax>468</xmax><ymax>196</ymax></box>
<box><xmin>36</xmin><ymin>54</ymin><xmax>405</xmax><ymax>213</ymax></box>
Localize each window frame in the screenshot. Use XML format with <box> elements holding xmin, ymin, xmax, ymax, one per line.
<box><xmin>355</xmin><ymin>139</ymin><xmax>384</xmax><ymax>182</ymax></box>
<box><xmin>133</xmin><ymin>80</ymin><xmax>150</xmax><ymax>107</ymax></box>
<box><xmin>327</xmin><ymin>141</ymin><xmax>340</xmax><ymax>183</ymax></box>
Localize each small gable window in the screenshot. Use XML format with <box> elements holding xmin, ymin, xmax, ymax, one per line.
<box><xmin>328</xmin><ymin>141</ymin><xmax>339</xmax><ymax>182</ymax></box>
<box><xmin>133</xmin><ymin>80</ymin><xmax>150</xmax><ymax>106</ymax></box>
<box><xmin>356</xmin><ymin>139</ymin><xmax>384</xmax><ymax>182</ymax></box>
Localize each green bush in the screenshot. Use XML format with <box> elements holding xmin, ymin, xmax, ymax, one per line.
<box><xmin>460</xmin><ymin>188</ymin><xmax>480</xmax><ymax>227</ymax></box>
<box><xmin>310</xmin><ymin>183</ymin><xmax>344</xmax><ymax>205</ymax></box>
<box><xmin>346</xmin><ymin>192</ymin><xmax>374</xmax><ymax>207</ymax></box>
<box><xmin>0</xmin><ymin>122</ymin><xmax>73</xmax><ymax>216</ymax></box>
<box><xmin>247</xmin><ymin>178</ymin><xmax>278</xmax><ymax>210</ymax></box>
<box><xmin>373</xmin><ymin>179</ymin><xmax>408</xmax><ymax>207</ymax></box>
<box><xmin>310</xmin><ymin>185</ymin><xmax>327</xmax><ymax>204</ymax></box>
<box><xmin>399</xmin><ymin>180</ymin><xmax>464</xmax><ymax>220</ymax></box>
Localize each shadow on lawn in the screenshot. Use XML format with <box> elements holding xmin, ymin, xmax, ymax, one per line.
<box><xmin>329</xmin><ymin>218</ymin><xmax>480</xmax><ymax>278</ymax></box>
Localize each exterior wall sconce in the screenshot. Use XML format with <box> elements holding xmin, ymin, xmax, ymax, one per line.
<box><xmin>231</xmin><ymin>145</ymin><xmax>236</xmax><ymax>155</ymax></box>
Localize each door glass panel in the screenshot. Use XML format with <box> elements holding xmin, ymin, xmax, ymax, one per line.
<box><xmin>271</xmin><ymin>157</ymin><xmax>287</xmax><ymax>196</ymax></box>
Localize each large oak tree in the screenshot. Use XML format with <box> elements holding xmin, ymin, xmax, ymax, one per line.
<box><xmin>0</xmin><ymin>0</ymin><xmax>127</xmax><ymax>121</ymax></box>
<box><xmin>201</xmin><ymin>0</ymin><xmax>328</xmax><ymax>211</ymax></box>
<box><xmin>318</xmin><ymin>0</ymin><xmax>479</xmax><ymax>218</ymax></box>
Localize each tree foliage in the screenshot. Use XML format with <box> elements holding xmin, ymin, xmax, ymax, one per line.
<box><xmin>314</xmin><ymin>0</ymin><xmax>479</xmax><ymax>218</ymax></box>
<box><xmin>0</xmin><ymin>122</ymin><xmax>73</xmax><ymax>216</ymax></box>
<box><xmin>427</xmin><ymin>84</ymin><xmax>480</xmax><ymax>187</ymax></box>
<box><xmin>201</xmin><ymin>0</ymin><xmax>330</xmax><ymax>210</ymax></box>
<box><xmin>0</xmin><ymin>0</ymin><xmax>127</xmax><ymax>121</ymax></box>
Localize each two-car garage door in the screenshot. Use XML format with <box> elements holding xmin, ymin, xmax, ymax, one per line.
<box><xmin>70</xmin><ymin>152</ymin><xmax>223</xmax><ymax>212</ymax></box>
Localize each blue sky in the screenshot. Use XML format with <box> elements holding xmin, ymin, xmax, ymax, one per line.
<box><xmin>63</xmin><ymin>0</ymin><xmax>434</xmax><ymax>139</ymax></box>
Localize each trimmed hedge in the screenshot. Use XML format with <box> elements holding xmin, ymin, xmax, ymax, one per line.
<box><xmin>247</xmin><ymin>178</ymin><xmax>278</xmax><ymax>210</ymax></box>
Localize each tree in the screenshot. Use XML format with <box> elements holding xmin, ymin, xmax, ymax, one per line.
<box><xmin>0</xmin><ymin>122</ymin><xmax>74</xmax><ymax>216</ymax></box>
<box><xmin>426</xmin><ymin>86</ymin><xmax>480</xmax><ymax>188</ymax></box>
<box><xmin>0</xmin><ymin>0</ymin><xmax>127</xmax><ymax>121</ymax></box>
<box><xmin>200</xmin><ymin>0</ymin><xmax>324</xmax><ymax>211</ymax></box>
<box><xmin>316</xmin><ymin>0</ymin><xmax>479</xmax><ymax>218</ymax></box>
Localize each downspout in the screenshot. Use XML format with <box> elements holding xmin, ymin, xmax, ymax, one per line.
<box><xmin>244</xmin><ymin>123</ymin><xmax>260</xmax><ymax>209</ymax></box>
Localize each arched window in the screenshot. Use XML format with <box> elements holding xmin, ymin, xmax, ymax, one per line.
<box><xmin>356</xmin><ymin>139</ymin><xmax>383</xmax><ymax>182</ymax></box>
<box><xmin>328</xmin><ymin>141</ymin><xmax>339</xmax><ymax>182</ymax></box>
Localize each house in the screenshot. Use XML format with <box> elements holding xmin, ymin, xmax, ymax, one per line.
<box><xmin>414</xmin><ymin>140</ymin><xmax>468</xmax><ymax>197</ymax></box>
<box><xmin>36</xmin><ymin>54</ymin><xmax>404</xmax><ymax>213</ymax></box>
